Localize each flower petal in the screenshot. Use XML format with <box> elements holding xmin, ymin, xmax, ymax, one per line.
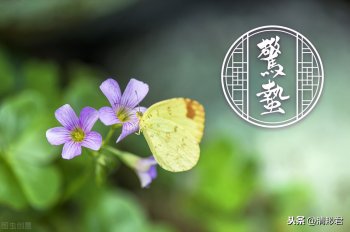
<box><xmin>121</xmin><ymin>78</ymin><xmax>149</xmax><ymax>108</ymax></box>
<box><xmin>99</xmin><ymin>106</ymin><xmax>120</xmax><ymax>126</ymax></box>
<box><xmin>100</xmin><ymin>78</ymin><xmax>122</xmax><ymax>107</ymax></box>
<box><xmin>137</xmin><ymin>172</ymin><xmax>152</xmax><ymax>188</ymax></box>
<box><xmin>46</xmin><ymin>127</ymin><xmax>71</xmax><ymax>145</ymax></box>
<box><xmin>137</xmin><ymin>156</ymin><xmax>157</xmax><ymax>171</ymax></box>
<box><xmin>148</xmin><ymin>165</ymin><xmax>158</xmax><ymax>179</ymax></box>
<box><xmin>82</xmin><ymin>131</ymin><xmax>102</xmax><ymax>151</ymax></box>
<box><xmin>79</xmin><ymin>107</ymin><xmax>99</xmax><ymax>132</ymax></box>
<box><xmin>136</xmin><ymin>165</ymin><xmax>157</xmax><ymax>188</ymax></box>
<box><xmin>55</xmin><ymin>104</ymin><xmax>79</xmax><ymax>130</ymax></box>
<box><xmin>116</xmin><ymin>118</ymin><xmax>139</xmax><ymax>143</ymax></box>
<box><xmin>62</xmin><ymin>141</ymin><xmax>82</xmax><ymax>159</ymax></box>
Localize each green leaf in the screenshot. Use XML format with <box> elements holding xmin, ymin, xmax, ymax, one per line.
<box><xmin>82</xmin><ymin>189</ymin><xmax>147</xmax><ymax>232</ymax></box>
<box><xmin>0</xmin><ymin>91</ymin><xmax>62</xmax><ymax>209</ymax></box>
<box><xmin>195</xmin><ymin>139</ymin><xmax>257</xmax><ymax>212</ymax></box>
<box><xmin>0</xmin><ymin>160</ymin><xmax>27</xmax><ymax>209</ymax></box>
<box><xmin>22</xmin><ymin>60</ymin><xmax>60</xmax><ymax>100</ymax></box>
<box><xmin>6</xmin><ymin>123</ymin><xmax>62</xmax><ymax>209</ymax></box>
<box><xmin>0</xmin><ymin>91</ymin><xmax>45</xmax><ymax>148</ymax></box>
<box><xmin>11</xmin><ymin>122</ymin><xmax>58</xmax><ymax>165</ymax></box>
<box><xmin>7</xmin><ymin>155</ymin><xmax>61</xmax><ymax>209</ymax></box>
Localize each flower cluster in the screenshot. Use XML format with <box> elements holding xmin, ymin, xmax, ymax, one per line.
<box><xmin>46</xmin><ymin>78</ymin><xmax>156</xmax><ymax>188</ymax></box>
<box><xmin>99</xmin><ymin>78</ymin><xmax>148</xmax><ymax>142</ymax></box>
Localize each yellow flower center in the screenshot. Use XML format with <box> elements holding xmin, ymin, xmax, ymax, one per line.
<box><xmin>116</xmin><ymin>108</ymin><xmax>130</xmax><ymax>122</ymax></box>
<box><xmin>71</xmin><ymin>128</ymin><xmax>85</xmax><ymax>142</ymax></box>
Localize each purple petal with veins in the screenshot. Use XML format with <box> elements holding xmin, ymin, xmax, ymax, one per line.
<box><xmin>55</xmin><ymin>104</ymin><xmax>79</xmax><ymax>130</ymax></box>
<box><xmin>117</xmin><ymin>120</ymin><xmax>139</xmax><ymax>143</ymax></box>
<box><xmin>100</xmin><ymin>78</ymin><xmax>122</xmax><ymax>107</ymax></box>
<box><xmin>79</xmin><ymin>107</ymin><xmax>99</xmax><ymax>132</ymax></box>
<box><xmin>62</xmin><ymin>141</ymin><xmax>82</xmax><ymax>159</ymax></box>
<box><xmin>46</xmin><ymin>127</ymin><xmax>70</xmax><ymax>145</ymax></box>
<box><xmin>121</xmin><ymin>78</ymin><xmax>149</xmax><ymax>109</ymax></box>
<box><xmin>82</xmin><ymin>131</ymin><xmax>102</xmax><ymax>150</ymax></box>
<box><xmin>99</xmin><ymin>106</ymin><xmax>121</xmax><ymax>126</ymax></box>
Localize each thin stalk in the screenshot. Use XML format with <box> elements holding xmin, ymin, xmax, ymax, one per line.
<box><xmin>102</xmin><ymin>124</ymin><xmax>121</xmax><ymax>146</ymax></box>
<box><xmin>103</xmin><ymin>145</ymin><xmax>138</xmax><ymax>168</ymax></box>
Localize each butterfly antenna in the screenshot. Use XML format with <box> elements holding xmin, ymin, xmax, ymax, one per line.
<box><xmin>134</xmin><ymin>90</ymin><xmax>142</xmax><ymax>135</ymax></box>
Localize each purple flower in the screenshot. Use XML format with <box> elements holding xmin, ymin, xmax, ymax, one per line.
<box><xmin>46</xmin><ymin>104</ymin><xmax>102</xmax><ymax>159</ymax></box>
<box><xmin>135</xmin><ymin>156</ymin><xmax>157</xmax><ymax>188</ymax></box>
<box><xmin>99</xmin><ymin>78</ymin><xmax>149</xmax><ymax>142</ymax></box>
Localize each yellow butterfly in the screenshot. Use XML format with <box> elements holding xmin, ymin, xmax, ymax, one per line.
<box><xmin>138</xmin><ymin>98</ymin><xmax>205</xmax><ymax>172</ymax></box>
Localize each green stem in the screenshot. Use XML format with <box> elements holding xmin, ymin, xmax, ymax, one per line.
<box><xmin>87</xmin><ymin>124</ymin><xmax>121</xmax><ymax>159</ymax></box>
<box><xmin>90</xmin><ymin>150</ymin><xmax>99</xmax><ymax>158</ymax></box>
<box><xmin>103</xmin><ymin>145</ymin><xmax>123</xmax><ymax>156</ymax></box>
<box><xmin>102</xmin><ymin>124</ymin><xmax>121</xmax><ymax>146</ymax></box>
<box><xmin>90</xmin><ymin>124</ymin><xmax>121</xmax><ymax>158</ymax></box>
<box><xmin>103</xmin><ymin>145</ymin><xmax>139</xmax><ymax>168</ymax></box>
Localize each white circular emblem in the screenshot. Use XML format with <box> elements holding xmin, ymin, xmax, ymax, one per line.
<box><xmin>221</xmin><ymin>25</ymin><xmax>324</xmax><ymax>128</ymax></box>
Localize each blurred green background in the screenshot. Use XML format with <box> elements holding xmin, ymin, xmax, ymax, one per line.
<box><xmin>0</xmin><ymin>0</ymin><xmax>349</xmax><ymax>231</ymax></box>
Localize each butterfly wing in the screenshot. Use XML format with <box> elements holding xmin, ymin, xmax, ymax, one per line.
<box><xmin>142</xmin><ymin>117</ymin><xmax>200</xmax><ymax>172</ymax></box>
<box><xmin>141</xmin><ymin>98</ymin><xmax>205</xmax><ymax>142</ymax></box>
<box><xmin>140</xmin><ymin>98</ymin><xmax>205</xmax><ymax>172</ymax></box>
